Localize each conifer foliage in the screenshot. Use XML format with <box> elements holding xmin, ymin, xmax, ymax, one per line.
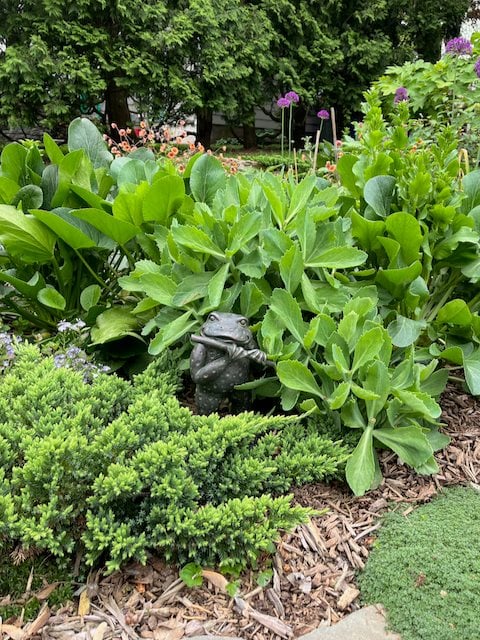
<box><xmin>0</xmin><ymin>345</ymin><xmax>348</xmax><ymax>572</ymax></box>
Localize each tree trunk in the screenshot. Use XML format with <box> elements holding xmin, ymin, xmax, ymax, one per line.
<box><xmin>196</xmin><ymin>107</ymin><xmax>213</xmax><ymax>148</ymax></box>
<box><xmin>243</xmin><ymin>123</ymin><xmax>257</xmax><ymax>149</ymax></box>
<box><xmin>293</xmin><ymin>104</ymin><xmax>307</xmax><ymax>150</ymax></box>
<box><xmin>105</xmin><ymin>81</ymin><xmax>131</xmax><ymax>129</ymax></box>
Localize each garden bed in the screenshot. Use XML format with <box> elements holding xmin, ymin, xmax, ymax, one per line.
<box><xmin>3</xmin><ymin>383</ymin><xmax>478</xmax><ymax>640</ymax></box>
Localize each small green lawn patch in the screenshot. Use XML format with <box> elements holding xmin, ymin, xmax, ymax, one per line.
<box><xmin>358</xmin><ymin>486</ymin><xmax>480</xmax><ymax>640</ymax></box>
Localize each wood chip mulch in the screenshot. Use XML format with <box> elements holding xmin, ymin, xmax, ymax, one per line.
<box><xmin>3</xmin><ymin>384</ymin><xmax>479</xmax><ymax>640</ymax></box>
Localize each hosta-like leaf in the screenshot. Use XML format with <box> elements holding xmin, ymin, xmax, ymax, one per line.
<box><xmin>80</xmin><ymin>284</ymin><xmax>101</xmax><ymax>311</ymax></box>
<box><xmin>0</xmin><ymin>205</ymin><xmax>56</xmax><ymax>263</ymax></box>
<box><xmin>91</xmin><ymin>308</ymin><xmax>140</xmax><ymax>344</ymax></box>
<box><xmin>373</xmin><ymin>426</ymin><xmax>433</xmax><ymax>468</ymax></box>
<box><xmin>276</xmin><ymin>360</ymin><xmax>324</xmax><ymax>399</ymax></box>
<box><xmin>305</xmin><ymin>246</ymin><xmax>367</xmax><ymax>269</ymax></box>
<box><xmin>279</xmin><ymin>245</ymin><xmax>303</xmax><ymax>294</ymax></box>
<box><xmin>190</xmin><ymin>154</ymin><xmax>226</xmax><ymax>206</ymax></box>
<box><xmin>148</xmin><ymin>311</ymin><xmax>198</xmax><ymax>355</ymax></box>
<box><xmin>171</xmin><ymin>226</ymin><xmax>225</xmax><ymax>259</ymax></box>
<box><xmin>363</xmin><ymin>175</ymin><xmax>396</xmax><ymax>218</ymax></box>
<box><xmin>387</xmin><ymin>315</ymin><xmax>427</xmax><ymax>348</ymax></box>
<box><xmin>328</xmin><ymin>381</ymin><xmax>351</xmax><ymax>409</ymax></box>
<box><xmin>436</xmin><ymin>299</ymin><xmax>472</xmax><ymax>326</ymax></box>
<box><xmin>68</xmin><ymin>117</ymin><xmax>113</xmax><ymax>169</ymax></box>
<box><xmin>270</xmin><ymin>288</ymin><xmax>306</xmax><ymax>343</ymax></box>
<box><xmin>37</xmin><ymin>286</ymin><xmax>66</xmax><ymax>310</ymax></box>
<box><xmin>345</xmin><ymin>426</ymin><xmax>376</xmax><ymax>496</ymax></box>
<box><xmin>207</xmin><ymin>264</ymin><xmax>230</xmax><ymax>307</ymax></box>
<box><xmin>71</xmin><ymin>208</ymin><xmax>139</xmax><ymax>245</ymax></box>
<box><xmin>285</xmin><ymin>174</ymin><xmax>316</xmax><ymax>224</ymax></box>
<box><xmin>143</xmin><ymin>175</ymin><xmax>186</xmax><ymax>223</ymax></box>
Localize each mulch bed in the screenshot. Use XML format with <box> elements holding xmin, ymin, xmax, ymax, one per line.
<box><xmin>3</xmin><ymin>384</ymin><xmax>480</xmax><ymax>640</ymax></box>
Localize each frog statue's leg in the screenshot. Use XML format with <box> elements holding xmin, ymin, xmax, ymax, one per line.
<box><xmin>195</xmin><ymin>387</ymin><xmax>224</xmax><ymax>415</ymax></box>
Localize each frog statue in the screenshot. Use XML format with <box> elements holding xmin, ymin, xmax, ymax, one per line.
<box><xmin>190</xmin><ymin>312</ymin><xmax>272</xmax><ymax>414</ymax></box>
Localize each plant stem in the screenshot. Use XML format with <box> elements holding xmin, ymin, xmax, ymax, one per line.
<box><xmin>288</xmin><ymin>104</ymin><xmax>293</xmax><ymax>158</ymax></box>
<box><xmin>281</xmin><ymin>109</ymin><xmax>285</xmax><ymax>158</ymax></box>
<box><xmin>73</xmin><ymin>249</ymin><xmax>113</xmax><ymax>293</ymax></box>
<box><xmin>312</xmin><ymin>127</ymin><xmax>321</xmax><ymax>173</ymax></box>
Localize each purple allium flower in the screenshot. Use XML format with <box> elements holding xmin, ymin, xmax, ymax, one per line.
<box><xmin>394</xmin><ymin>87</ymin><xmax>409</xmax><ymax>104</ymax></box>
<box><xmin>445</xmin><ymin>37</ymin><xmax>472</xmax><ymax>56</ymax></box>
<box><xmin>285</xmin><ymin>91</ymin><xmax>300</xmax><ymax>103</ymax></box>
<box><xmin>277</xmin><ymin>97</ymin><xmax>291</xmax><ymax>108</ymax></box>
<box><xmin>475</xmin><ymin>57</ymin><xmax>480</xmax><ymax>78</ymax></box>
<box><xmin>317</xmin><ymin>110</ymin><xmax>330</xmax><ymax>120</ymax></box>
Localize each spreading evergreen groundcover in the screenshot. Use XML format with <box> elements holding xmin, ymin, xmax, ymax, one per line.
<box><xmin>0</xmin><ymin>344</ymin><xmax>348</xmax><ymax>572</ymax></box>
<box><xmin>358</xmin><ymin>486</ymin><xmax>480</xmax><ymax>640</ymax></box>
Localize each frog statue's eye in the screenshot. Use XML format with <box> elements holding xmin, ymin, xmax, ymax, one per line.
<box><xmin>239</xmin><ymin>318</ymin><xmax>248</xmax><ymax>326</ymax></box>
<box><xmin>208</xmin><ymin>313</ymin><xmax>218</xmax><ymax>321</ymax></box>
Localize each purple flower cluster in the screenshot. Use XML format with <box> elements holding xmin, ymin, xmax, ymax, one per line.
<box><xmin>0</xmin><ymin>331</ymin><xmax>22</xmax><ymax>372</ymax></box>
<box><xmin>445</xmin><ymin>37</ymin><xmax>472</xmax><ymax>56</ymax></box>
<box><xmin>54</xmin><ymin>346</ymin><xmax>110</xmax><ymax>383</ymax></box>
<box><xmin>57</xmin><ymin>319</ymin><xmax>86</xmax><ymax>333</ymax></box>
<box><xmin>317</xmin><ymin>110</ymin><xmax>330</xmax><ymax>120</ymax></box>
<box><xmin>394</xmin><ymin>87</ymin><xmax>409</xmax><ymax>104</ymax></box>
<box><xmin>277</xmin><ymin>90</ymin><xmax>300</xmax><ymax>108</ymax></box>
<box><xmin>475</xmin><ymin>57</ymin><xmax>480</xmax><ymax>78</ymax></box>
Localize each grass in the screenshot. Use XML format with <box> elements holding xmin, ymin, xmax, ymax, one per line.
<box><xmin>0</xmin><ymin>554</ymin><xmax>74</xmax><ymax>621</ymax></box>
<box><xmin>358</xmin><ymin>486</ymin><xmax>480</xmax><ymax>640</ymax></box>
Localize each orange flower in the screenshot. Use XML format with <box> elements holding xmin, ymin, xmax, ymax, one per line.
<box><xmin>178</xmin><ymin>164</ymin><xmax>185</xmax><ymax>172</ymax></box>
<box><xmin>325</xmin><ymin>161</ymin><xmax>337</xmax><ymax>172</ymax></box>
<box><xmin>138</xmin><ymin>129</ymin><xmax>146</xmax><ymax>138</ymax></box>
<box><xmin>176</xmin><ymin>136</ymin><xmax>183</xmax><ymax>144</ymax></box>
<box><xmin>160</xmin><ymin>143</ymin><xmax>167</xmax><ymax>153</ymax></box>
<box><xmin>189</xmin><ymin>143</ymin><xmax>196</xmax><ymax>151</ymax></box>
<box><xmin>170</xmin><ymin>146</ymin><xmax>179</xmax><ymax>156</ymax></box>
<box><xmin>140</xmin><ymin>120</ymin><xmax>146</xmax><ymax>128</ymax></box>
<box><xmin>230</xmin><ymin>166</ymin><xmax>238</xmax><ymax>174</ymax></box>
<box><xmin>119</xmin><ymin>128</ymin><xmax>126</xmax><ymax>136</ymax></box>
<box><xmin>167</xmin><ymin>150</ymin><xmax>176</xmax><ymax>159</ymax></box>
<box><xmin>197</xmin><ymin>143</ymin><xmax>205</xmax><ymax>153</ymax></box>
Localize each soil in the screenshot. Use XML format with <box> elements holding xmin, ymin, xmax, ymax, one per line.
<box><xmin>2</xmin><ymin>384</ymin><xmax>479</xmax><ymax>640</ymax></box>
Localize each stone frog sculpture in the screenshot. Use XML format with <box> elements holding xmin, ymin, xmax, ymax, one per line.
<box><xmin>190</xmin><ymin>312</ymin><xmax>272</xmax><ymax>414</ymax></box>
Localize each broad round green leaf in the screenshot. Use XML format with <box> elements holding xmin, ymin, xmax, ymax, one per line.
<box><xmin>189</xmin><ymin>154</ymin><xmax>226</xmax><ymax>205</ymax></box>
<box><xmin>37</xmin><ymin>286</ymin><xmax>66</xmax><ymax>310</ymax></box>
<box><xmin>68</xmin><ymin>117</ymin><xmax>113</xmax><ymax>169</ymax></box>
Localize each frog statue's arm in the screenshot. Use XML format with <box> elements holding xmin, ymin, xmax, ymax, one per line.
<box><xmin>191</xmin><ymin>334</ymin><xmax>275</xmax><ymax>370</ymax></box>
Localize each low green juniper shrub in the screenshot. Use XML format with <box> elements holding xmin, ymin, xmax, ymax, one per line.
<box><xmin>0</xmin><ymin>344</ymin><xmax>349</xmax><ymax>573</ymax></box>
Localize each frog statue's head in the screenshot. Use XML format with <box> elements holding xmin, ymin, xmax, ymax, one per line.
<box><xmin>200</xmin><ymin>311</ymin><xmax>253</xmax><ymax>345</ymax></box>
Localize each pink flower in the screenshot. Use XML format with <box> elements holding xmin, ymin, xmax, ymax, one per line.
<box><xmin>285</xmin><ymin>91</ymin><xmax>299</xmax><ymax>103</ymax></box>
<box><xmin>277</xmin><ymin>97</ymin><xmax>291</xmax><ymax>108</ymax></box>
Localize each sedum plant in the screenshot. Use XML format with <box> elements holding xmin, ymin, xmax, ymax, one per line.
<box><xmin>271</xmin><ymin>292</ymin><xmax>449</xmax><ymax>496</ymax></box>
<box><xmin>0</xmin><ymin>344</ymin><xmax>348</xmax><ymax>571</ymax></box>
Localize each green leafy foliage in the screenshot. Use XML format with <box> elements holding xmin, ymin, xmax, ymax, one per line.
<box><xmin>358</xmin><ymin>487</ymin><xmax>480</xmax><ymax>640</ymax></box>
<box><xmin>0</xmin><ymin>345</ymin><xmax>348</xmax><ymax>572</ymax></box>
